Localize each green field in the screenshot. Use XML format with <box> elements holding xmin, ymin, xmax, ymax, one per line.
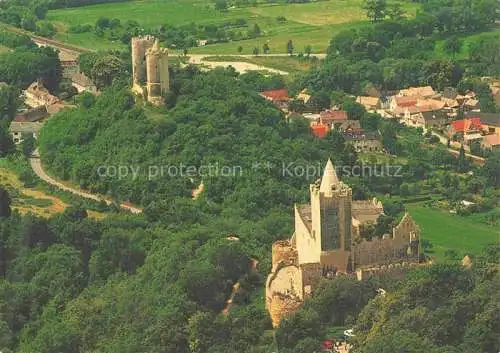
<box><xmin>47</xmin><ymin>0</ymin><xmax>419</xmax><ymax>53</ymax></box>
<box><xmin>406</xmin><ymin>203</ymin><xmax>500</xmax><ymax>262</ymax></box>
<box><xmin>433</xmin><ymin>28</ymin><xmax>500</xmax><ymax>61</ymax></box>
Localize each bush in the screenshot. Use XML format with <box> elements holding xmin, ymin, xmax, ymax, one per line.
<box><xmin>69</xmin><ymin>24</ymin><xmax>92</xmax><ymax>34</ymax></box>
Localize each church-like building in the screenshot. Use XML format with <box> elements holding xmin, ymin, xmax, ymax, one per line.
<box><xmin>266</xmin><ymin>160</ymin><xmax>421</xmax><ymax>327</ymax></box>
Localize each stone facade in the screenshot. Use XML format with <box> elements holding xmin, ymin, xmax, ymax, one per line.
<box><xmin>24</xmin><ymin>81</ymin><xmax>60</xmax><ymax>108</ymax></box>
<box><xmin>131</xmin><ymin>36</ymin><xmax>169</xmax><ymax>105</ymax></box>
<box><xmin>265</xmin><ymin>160</ymin><xmax>421</xmax><ymax>327</ymax></box>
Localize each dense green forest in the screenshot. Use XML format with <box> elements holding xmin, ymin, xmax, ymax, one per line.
<box><xmin>0</xmin><ymin>30</ymin><xmax>61</xmax><ymax>89</ymax></box>
<box><xmin>0</xmin><ymin>0</ymin><xmax>499</xmax><ymax>352</ymax></box>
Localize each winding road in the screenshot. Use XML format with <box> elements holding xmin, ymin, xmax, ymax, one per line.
<box><xmin>30</xmin><ymin>152</ymin><xmax>143</xmax><ymax>214</ymax></box>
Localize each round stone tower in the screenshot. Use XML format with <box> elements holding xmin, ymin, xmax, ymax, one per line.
<box><xmin>145</xmin><ymin>38</ymin><xmax>169</xmax><ymax>105</ymax></box>
<box><xmin>131</xmin><ymin>36</ymin><xmax>155</xmax><ymax>87</ymax></box>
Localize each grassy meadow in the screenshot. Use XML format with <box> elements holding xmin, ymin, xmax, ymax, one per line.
<box><xmin>46</xmin><ymin>0</ymin><xmax>419</xmax><ymax>53</ymax></box>
<box><xmin>201</xmin><ymin>54</ymin><xmax>321</xmax><ymax>73</ymax></box>
<box><xmin>0</xmin><ymin>161</ymin><xmax>106</xmax><ymax>219</ymax></box>
<box><xmin>406</xmin><ymin>202</ymin><xmax>500</xmax><ymax>263</ymax></box>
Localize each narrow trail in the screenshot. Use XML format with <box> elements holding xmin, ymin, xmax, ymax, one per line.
<box><xmin>30</xmin><ymin>152</ymin><xmax>142</xmax><ymax>214</ymax></box>
<box><xmin>222</xmin><ymin>258</ymin><xmax>259</xmax><ymax>315</ymax></box>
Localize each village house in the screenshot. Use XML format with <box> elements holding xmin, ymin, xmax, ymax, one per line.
<box><xmin>466</xmin><ymin>112</ymin><xmax>500</xmax><ymax>134</ymax></box>
<box><xmin>334</xmin><ymin>120</ymin><xmax>362</xmax><ymax>134</ymax></box>
<box><xmin>261</xmin><ymin>88</ymin><xmax>290</xmax><ymax>110</ymax></box>
<box><xmin>356</xmin><ymin>96</ymin><xmax>381</xmax><ymax>111</ymax></box>
<box><xmin>447</xmin><ymin>117</ymin><xmax>483</xmax><ymax>145</ymax></box>
<box><xmin>463</xmin><ymin>98</ymin><xmax>480</xmax><ymax>112</ymax></box>
<box><xmin>311</xmin><ymin>121</ymin><xmax>329</xmax><ymax>138</ymax></box>
<box><xmin>404</xmin><ymin>110</ymin><xmax>448</xmax><ymax>129</ymax></box>
<box><xmin>296</xmin><ymin>89</ymin><xmax>311</xmax><ymax>104</ymax></box>
<box><xmin>319</xmin><ymin>109</ymin><xmax>348</xmax><ymax>127</ymax></box>
<box><xmin>390</xmin><ymin>95</ymin><xmax>418</xmax><ymax>115</ymax></box>
<box><xmin>9</xmin><ymin>121</ymin><xmax>43</xmax><ymax>144</ymax></box>
<box><xmin>481</xmin><ymin>133</ymin><xmax>500</xmax><ymax>153</ymax></box>
<box><xmin>344</xmin><ymin>132</ymin><xmax>383</xmax><ymax>153</ymax></box>
<box><xmin>71</xmin><ymin>72</ymin><xmax>98</xmax><ymax>94</ymax></box>
<box><xmin>310</xmin><ymin>110</ymin><xmax>350</xmax><ymax>138</ymax></box>
<box><xmin>13</xmin><ymin>106</ymin><xmax>49</xmax><ymax>123</ymax></box>
<box><xmin>24</xmin><ymin>80</ymin><xmax>60</xmax><ymax>108</ymax></box>
<box><xmin>398</xmin><ymin>85</ymin><xmax>436</xmax><ymax>99</ymax></box>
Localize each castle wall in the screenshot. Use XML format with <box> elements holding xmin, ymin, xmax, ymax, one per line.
<box><xmin>267</xmin><ymin>293</ymin><xmax>303</xmax><ymax>328</ymax></box>
<box><xmin>320</xmin><ymin>250</ymin><xmax>351</xmax><ymax>273</ymax></box>
<box><xmin>300</xmin><ymin>262</ymin><xmax>322</xmax><ymax>296</ymax></box>
<box><xmin>352</xmin><ymin>199</ymin><xmax>383</xmax><ymax>224</ymax></box>
<box><xmin>392</xmin><ymin>214</ymin><xmax>419</xmax><ymax>242</ymax></box>
<box><xmin>352</xmin><ymin>235</ymin><xmax>419</xmax><ymax>268</ymax></box>
<box><xmin>265</xmin><ymin>263</ymin><xmax>304</xmax><ymax>327</ymax></box>
<box><xmin>159</xmin><ymin>52</ymin><xmax>169</xmax><ymax>95</ymax></box>
<box><xmin>272</xmin><ymin>240</ymin><xmax>298</xmax><ymax>268</ymax></box>
<box><xmin>356</xmin><ymin>262</ymin><xmax>425</xmax><ymax>281</ymax></box>
<box><xmin>295</xmin><ymin>205</ymin><xmax>321</xmax><ymax>265</ymax></box>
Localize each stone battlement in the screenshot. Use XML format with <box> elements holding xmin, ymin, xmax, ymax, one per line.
<box><xmin>356</xmin><ymin>261</ymin><xmax>427</xmax><ymax>280</ymax></box>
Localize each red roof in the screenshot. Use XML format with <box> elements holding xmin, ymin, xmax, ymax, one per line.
<box><xmin>311</xmin><ymin>123</ymin><xmax>329</xmax><ymax>138</ymax></box>
<box><xmin>320</xmin><ymin>110</ymin><xmax>348</xmax><ymax>123</ymax></box>
<box><xmin>451</xmin><ymin>118</ymin><xmax>482</xmax><ymax>133</ymax></box>
<box><xmin>395</xmin><ymin>96</ymin><xmax>418</xmax><ymax>107</ymax></box>
<box><xmin>322</xmin><ymin>339</ymin><xmax>335</xmax><ymax>349</ymax></box>
<box><xmin>261</xmin><ymin>88</ymin><xmax>290</xmax><ymax>101</ymax></box>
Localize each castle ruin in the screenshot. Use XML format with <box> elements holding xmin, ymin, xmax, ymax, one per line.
<box><xmin>265</xmin><ymin>159</ymin><xmax>421</xmax><ymax>327</ymax></box>
<box><xmin>131</xmin><ymin>36</ymin><xmax>169</xmax><ymax>105</ymax></box>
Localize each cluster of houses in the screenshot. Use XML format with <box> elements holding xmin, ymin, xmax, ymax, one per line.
<box><xmin>385</xmin><ymin>83</ymin><xmax>500</xmax><ymax>153</ymax></box>
<box><xmin>261</xmin><ymin>80</ymin><xmax>500</xmax><ymax>155</ymax></box>
<box><xmin>261</xmin><ymin>88</ymin><xmax>384</xmax><ymax>153</ymax></box>
<box><xmin>7</xmin><ymin>80</ymin><xmax>71</xmax><ymax>144</ymax></box>
<box><xmin>6</xmin><ymin>57</ymin><xmax>98</xmax><ymax>145</ymax></box>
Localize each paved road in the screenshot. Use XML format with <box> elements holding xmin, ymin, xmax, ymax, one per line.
<box><xmin>30</xmin><ymin>153</ymin><xmax>142</xmax><ymax>214</ymax></box>
<box><xmin>421</xmin><ymin>127</ymin><xmax>485</xmax><ymax>166</ymax></box>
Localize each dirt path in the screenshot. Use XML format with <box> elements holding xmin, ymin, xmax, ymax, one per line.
<box><xmin>222</xmin><ymin>258</ymin><xmax>259</xmax><ymax>315</ymax></box>
<box><xmin>187</xmin><ymin>54</ymin><xmax>290</xmax><ymax>75</ymax></box>
<box><xmin>30</xmin><ymin>153</ymin><xmax>142</xmax><ymax>214</ymax></box>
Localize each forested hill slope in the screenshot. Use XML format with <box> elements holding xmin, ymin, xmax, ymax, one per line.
<box><xmin>38</xmin><ymin>67</ymin><xmax>340</xmax><ymax>216</ymax></box>
<box><xmin>351</xmin><ymin>246</ymin><xmax>500</xmax><ymax>353</ymax></box>
<box><xmin>14</xmin><ymin>67</ymin><xmax>356</xmax><ymax>353</ymax></box>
